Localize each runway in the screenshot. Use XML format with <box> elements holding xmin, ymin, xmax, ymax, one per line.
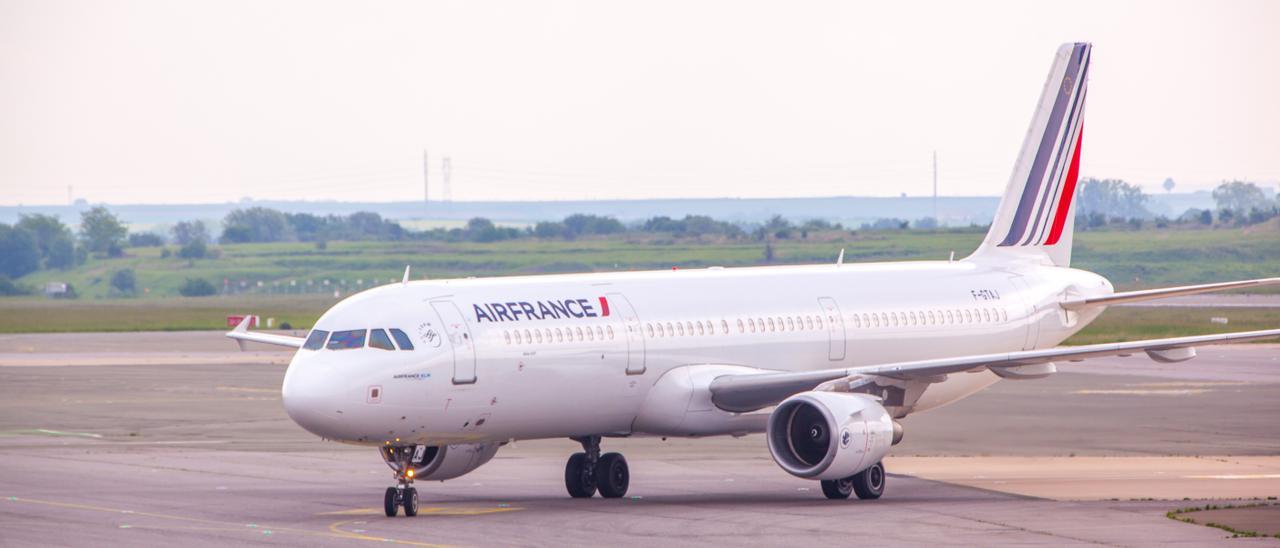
<box><xmin>1</xmin><ymin>332</ymin><xmax>1278</xmax><ymax>546</ymax></box>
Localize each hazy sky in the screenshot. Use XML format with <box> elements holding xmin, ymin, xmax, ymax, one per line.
<box><xmin>2</xmin><ymin>0</ymin><xmax>1278</xmax><ymax>205</ymax></box>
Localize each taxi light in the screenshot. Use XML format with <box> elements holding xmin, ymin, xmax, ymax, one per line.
<box><xmin>406</xmin><ymin>469</ymin><xmax>415</xmax><ymax>478</ymax></box>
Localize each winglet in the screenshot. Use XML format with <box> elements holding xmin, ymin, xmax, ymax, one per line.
<box><xmin>402</xmin><ymin>265</ymin><xmax>411</xmax><ymax>285</ymax></box>
<box><xmin>836</xmin><ymin>249</ymin><xmax>845</xmax><ymax>267</ymax></box>
<box><xmin>230</xmin><ymin>315</ymin><xmax>252</xmax><ymax>352</ymax></box>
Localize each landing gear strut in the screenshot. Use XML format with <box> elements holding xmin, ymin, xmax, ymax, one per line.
<box><xmin>565</xmin><ymin>435</ymin><xmax>630</xmax><ymax>498</ymax></box>
<box><xmin>821</xmin><ymin>461</ymin><xmax>886</xmax><ymax>500</ymax></box>
<box><xmin>380</xmin><ymin>446</ymin><xmax>422</xmax><ymax>517</ymax></box>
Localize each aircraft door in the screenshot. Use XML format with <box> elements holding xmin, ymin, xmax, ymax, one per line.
<box><xmin>817</xmin><ymin>297</ymin><xmax>846</xmax><ymax>361</ymax></box>
<box><xmin>1009</xmin><ymin>276</ymin><xmax>1039</xmax><ymax>351</ymax></box>
<box><xmin>431</xmin><ymin>300</ymin><xmax>477</xmax><ymax>384</ymax></box>
<box><xmin>606</xmin><ymin>293</ymin><xmax>646</xmax><ymax>375</ymax></box>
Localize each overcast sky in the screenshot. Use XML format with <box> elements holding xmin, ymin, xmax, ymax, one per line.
<box><xmin>2</xmin><ymin>0</ymin><xmax>1277</xmax><ymax>205</ymax></box>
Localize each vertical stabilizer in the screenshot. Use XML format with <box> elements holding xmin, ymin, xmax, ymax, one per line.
<box><xmin>970</xmin><ymin>42</ymin><xmax>1091</xmax><ymax>267</ymax></box>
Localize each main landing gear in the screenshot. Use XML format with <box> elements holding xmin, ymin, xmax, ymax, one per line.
<box><xmin>820</xmin><ymin>461</ymin><xmax>886</xmax><ymax>500</ymax></box>
<box><xmin>564</xmin><ymin>435</ymin><xmax>630</xmax><ymax>498</ymax></box>
<box><xmin>380</xmin><ymin>446</ymin><xmax>421</xmax><ymax>517</ymax></box>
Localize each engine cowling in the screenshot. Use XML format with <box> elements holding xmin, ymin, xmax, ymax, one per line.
<box><xmin>766</xmin><ymin>391</ymin><xmax>894</xmax><ymax>480</ymax></box>
<box><xmin>382</xmin><ymin>442</ymin><xmax>501</xmax><ymax>482</ymax></box>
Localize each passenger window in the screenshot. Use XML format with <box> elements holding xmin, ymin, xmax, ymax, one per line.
<box><xmin>535</xmin><ymin>329</ymin><xmax>544</xmax><ymax>344</ymax></box>
<box><xmin>369</xmin><ymin>329</ymin><xmax>395</xmax><ymax>351</ymax></box>
<box><xmin>514</xmin><ymin>330</ymin><xmax>523</xmax><ymax>344</ymax></box>
<box><xmin>327</xmin><ymin>329</ymin><xmax>366</xmax><ymax>350</ymax></box>
<box><xmin>737</xmin><ymin>319</ymin><xmax>745</xmax><ymax>333</ymax></box>
<box><xmin>389</xmin><ymin>328</ymin><xmax>414</xmax><ymax>350</ymax></box>
<box><xmin>576</xmin><ymin>327</ymin><xmax>585</xmax><ymax>341</ymax></box>
<box><xmin>646</xmin><ymin>324</ymin><xmax>654</xmax><ymax>338</ymax></box>
<box><xmin>504</xmin><ymin>330</ymin><xmax>511</xmax><ymax>345</ymax></box>
<box><xmin>666</xmin><ymin>323</ymin><xmax>675</xmax><ymax>336</ymax></box>
<box><xmin>928</xmin><ymin>311</ymin><xmax>936</xmax><ymax>325</ymax></box>
<box><xmin>556</xmin><ymin>328</ymin><xmax>565</xmax><ymax>342</ymax></box>
<box><xmin>676</xmin><ymin>322</ymin><xmax>685</xmax><ymax>337</ymax></box>
<box><xmin>607</xmin><ymin>325</ymin><xmax>615</xmax><ymax>340</ymax></box>
<box><xmin>524</xmin><ymin>329</ymin><xmax>533</xmax><ymax>343</ymax></box>
<box><xmin>853</xmin><ymin>315</ymin><xmax>862</xmax><ymax>328</ymax></box>
<box><xmin>983</xmin><ymin>309</ymin><xmax>991</xmax><ymax>323</ymax></box>
<box><xmin>696</xmin><ymin>322</ymin><xmax>705</xmax><ymax>336</ymax></box>
<box><xmin>786</xmin><ymin>317</ymin><xmax>795</xmax><ymax>331</ymax></box>
<box><xmin>805</xmin><ymin>316</ymin><xmax>814</xmax><ymax>330</ymax></box>
<box><xmin>721</xmin><ymin>319</ymin><xmax>729</xmax><ymax>334</ymax></box>
<box><xmin>586</xmin><ymin>327</ymin><xmax>594</xmax><ymax>341</ymax></box>
<box><xmin>815</xmin><ymin>316</ymin><xmax>823</xmax><ymax>329</ymax></box>
<box><xmin>303</xmin><ymin>329</ymin><xmax>329</xmax><ymax>351</ymax></box>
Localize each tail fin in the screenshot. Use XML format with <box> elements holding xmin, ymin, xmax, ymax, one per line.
<box><xmin>970</xmin><ymin>42</ymin><xmax>1091</xmax><ymax>267</ymax></box>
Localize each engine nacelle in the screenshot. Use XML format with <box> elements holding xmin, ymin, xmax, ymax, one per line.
<box><xmin>766</xmin><ymin>391</ymin><xmax>894</xmax><ymax>480</ymax></box>
<box><xmin>381</xmin><ymin>442</ymin><xmax>500</xmax><ymax>482</ymax></box>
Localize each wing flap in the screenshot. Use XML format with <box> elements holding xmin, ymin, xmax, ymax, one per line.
<box><xmin>709</xmin><ymin>328</ymin><xmax>1280</xmax><ymax>412</ymax></box>
<box><xmin>1061</xmin><ymin>277</ymin><xmax>1280</xmax><ymax>310</ymax></box>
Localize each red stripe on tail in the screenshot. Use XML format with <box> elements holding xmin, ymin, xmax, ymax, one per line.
<box><xmin>1044</xmin><ymin>127</ymin><xmax>1084</xmax><ymax>246</ymax></box>
<box><xmin>599</xmin><ymin>296</ymin><xmax>611</xmax><ymax>316</ymax></box>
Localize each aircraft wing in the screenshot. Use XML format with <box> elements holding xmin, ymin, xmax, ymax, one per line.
<box><xmin>708</xmin><ymin>328</ymin><xmax>1280</xmax><ymax>412</ymax></box>
<box><xmin>225</xmin><ymin>315</ymin><xmax>306</xmax><ymax>350</ymax></box>
<box><xmin>1061</xmin><ymin>277</ymin><xmax>1280</xmax><ymax>310</ymax></box>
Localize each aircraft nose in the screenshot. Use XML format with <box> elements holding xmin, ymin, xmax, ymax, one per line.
<box><xmin>281</xmin><ymin>356</ymin><xmax>348</xmax><ymax>439</ymax></box>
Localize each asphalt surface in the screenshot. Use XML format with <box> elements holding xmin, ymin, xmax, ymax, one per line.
<box><xmin>1</xmin><ymin>332</ymin><xmax>1278</xmax><ymax>546</ymax></box>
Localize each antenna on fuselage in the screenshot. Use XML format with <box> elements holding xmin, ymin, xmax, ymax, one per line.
<box><xmin>836</xmin><ymin>248</ymin><xmax>845</xmax><ymax>267</ymax></box>
<box><xmin>402</xmin><ymin>265</ymin><xmax>411</xmax><ymax>285</ymax></box>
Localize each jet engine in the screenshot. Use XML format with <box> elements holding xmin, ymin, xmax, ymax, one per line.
<box><xmin>766</xmin><ymin>391</ymin><xmax>894</xmax><ymax>480</ymax></box>
<box><xmin>381</xmin><ymin>442</ymin><xmax>500</xmax><ymax>481</ymax></box>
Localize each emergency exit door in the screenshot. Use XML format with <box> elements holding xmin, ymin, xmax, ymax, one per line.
<box><xmin>431</xmin><ymin>300</ymin><xmax>477</xmax><ymax>384</ymax></box>
<box><xmin>606</xmin><ymin>293</ymin><xmax>646</xmax><ymax>375</ymax></box>
<box><xmin>818</xmin><ymin>297</ymin><xmax>846</xmax><ymax>361</ymax></box>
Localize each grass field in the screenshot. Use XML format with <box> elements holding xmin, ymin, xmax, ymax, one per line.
<box><xmin>1</xmin><ymin>225</ymin><xmax>1277</xmax><ymax>334</ymax></box>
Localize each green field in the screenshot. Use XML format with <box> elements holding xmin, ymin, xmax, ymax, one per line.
<box><xmin>2</xmin><ymin>226</ymin><xmax>1278</xmax><ymax>335</ymax></box>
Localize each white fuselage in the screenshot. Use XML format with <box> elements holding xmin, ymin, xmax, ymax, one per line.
<box><xmin>281</xmin><ymin>260</ymin><xmax>1112</xmax><ymax>446</ymax></box>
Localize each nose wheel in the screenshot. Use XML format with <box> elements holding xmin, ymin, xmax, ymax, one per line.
<box><xmin>565</xmin><ymin>435</ymin><xmax>630</xmax><ymax>498</ymax></box>
<box><xmin>380</xmin><ymin>445</ymin><xmax>422</xmax><ymax>517</ymax></box>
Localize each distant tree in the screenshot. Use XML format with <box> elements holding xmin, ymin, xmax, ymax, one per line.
<box><xmin>1199</xmin><ymin>209</ymin><xmax>1214</xmax><ymax>225</ymax></box>
<box><xmin>171</xmin><ymin>220</ymin><xmax>209</xmax><ymax>246</ymax></box>
<box><xmin>0</xmin><ymin>275</ymin><xmax>32</xmax><ymax>296</ymax></box>
<box><xmin>79</xmin><ymin>206</ymin><xmax>128</xmax><ymax>254</ymax></box>
<box><xmin>0</xmin><ymin>224</ymin><xmax>41</xmax><ymax>278</ymax></box>
<box><xmin>178</xmin><ymin>278</ymin><xmax>218</xmax><ymax>297</ymax></box>
<box><xmin>1212</xmin><ymin>181</ymin><xmax>1267</xmax><ymax>214</ymax></box>
<box><xmin>533</xmin><ymin>221</ymin><xmax>568</xmax><ymax>239</ymax></box>
<box><xmin>563</xmin><ymin>214</ymin><xmax>625</xmax><ymax>237</ymax></box>
<box><xmin>912</xmin><ymin>217</ymin><xmax>939</xmax><ymax>230</ymax></box>
<box><xmin>16</xmin><ymin>214</ymin><xmax>72</xmax><ymax>266</ymax></box>
<box><xmin>221</xmin><ymin>207</ymin><xmax>291</xmax><ymax>243</ymax></box>
<box><xmin>1075</xmin><ymin>178</ymin><xmax>1150</xmax><ymax>220</ymax></box>
<box><xmin>128</xmin><ymin>233</ymin><xmax>165</xmax><ymax>247</ymax></box>
<box><xmin>1162</xmin><ymin>177</ymin><xmax>1176</xmax><ymax>193</ymax></box>
<box><xmin>763</xmin><ymin>242</ymin><xmax>775</xmax><ymax>263</ymax></box>
<box><xmin>110</xmin><ymin>269</ymin><xmax>137</xmax><ymax>296</ymax></box>
<box><xmin>177</xmin><ymin>239</ymin><xmax>207</xmax><ymax>259</ymax></box>
<box><xmin>46</xmin><ymin>236</ymin><xmax>77</xmax><ymax>269</ymax></box>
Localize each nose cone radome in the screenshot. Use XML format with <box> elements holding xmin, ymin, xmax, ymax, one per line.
<box><xmin>281</xmin><ymin>354</ymin><xmax>351</xmax><ymax>440</ymax></box>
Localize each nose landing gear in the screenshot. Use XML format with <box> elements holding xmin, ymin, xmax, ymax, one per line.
<box><xmin>564</xmin><ymin>435</ymin><xmax>630</xmax><ymax>498</ymax></box>
<box><xmin>380</xmin><ymin>445</ymin><xmax>422</xmax><ymax>517</ymax></box>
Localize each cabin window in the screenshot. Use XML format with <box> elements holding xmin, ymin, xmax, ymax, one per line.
<box><xmin>646</xmin><ymin>323</ymin><xmax>655</xmax><ymax>338</ymax></box>
<box><xmin>696</xmin><ymin>322</ymin><xmax>705</xmax><ymax>336</ymax></box>
<box><xmin>737</xmin><ymin>319</ymin><xmax>745</xmax><ymax>333</ymax></box>
<box><xmin>675</xmin><ymin>322</ymin><xmax>684</xmax><ymax>336</ymax></box>
<box><xmin>982</xmin><ymin>309</ymin><xmax>991</xmax><ymax>323</ymax></box>
<box><xmin>607</xmin><ymin>325</ymin><xmax>615</xmax><ymax>340</ymax></box>
<box><xmin>964</xmin><ymin>310</ymin><xmax>973</xmax><ymax>323</ymax></box>
<box><xmin>514</xmin><ymin>330</ymin><xmax>523</xmax><ymax>344</ymax></box>
<box><xmin>369</xmin><ymin>329</ymin><xmax>396</xmax><ymax>351</ymax></box>
<box><xmin>584</xmin><ymin>326</ymin><xmax>593</xmax><ymax>341</ymax></box>
<box><xmin>303</xmin><ymin>329</ymin><xmax>329</xmax><ymax>351</ymax></box>
<box><xmin>533</xmin><ymin>329</ymin><xmax>542</xmax><ymax>344</ymax></box>
<box><xmin>1001</xmin><ymin>309</ymin><xmax>1009</xmax><ymax>322</ymax></box>
<box><xmin>327</xmin><ymin>329</ymin><xmax>366</xmax><ymax>350</ymax></box>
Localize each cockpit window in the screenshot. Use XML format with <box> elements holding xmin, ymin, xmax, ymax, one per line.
<box><xmin>389</xmin><ymin>328</ymin><xmax>414</xmax><ymax>350</ymax></box>
<box><xmin>369</xmin><ymin>329</ymin><xmax>395</xmax><ymax>351</ymax></box>
<box><xmin>327</xmin><ymin>329</ymin><xmax>367</xmax><ymax>350</ymax></box>
<box><xmin>303</xmin><ymin>329</ymin><xmax>329</xmax><ymax>350</ymax></box>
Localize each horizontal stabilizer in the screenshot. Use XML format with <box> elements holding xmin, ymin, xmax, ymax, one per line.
<box><xmin>1061</xmin><ymin>277</ymin><xmax>1280</xmax><ymax>310</ymax></box>
<box><xmin>225</xmin><ymin>315</ymin><xmax>305</xmax><ymax>350</ymax></box>
<box><xmin>708</xmin><ymin>328</ymin><xmax>1280</xmax><ymax>412</ymax></box>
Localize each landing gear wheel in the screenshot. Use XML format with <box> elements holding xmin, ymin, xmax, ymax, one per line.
<box><xmin>852</xmin><ymin>461</ymin><xmax>886</xmax><ymax>500</ymax></box>
<box><xmin>384</xmin><ymin>487</ymin><xmax>399</xmax><ymax>517</ymax></box>
<box><xmin>565</xmin><ymin>452</ymin><xmax>597</xmax><ymax>498</ymax></box>
<box><xmin>821</xmin><ymin>476</ymin><xmax>855</xmax><ymax>499</ymax></box>
<box><xmin>595</xmin><ymin>452</ymin><xmax>630</xmax><ymax>498</ymax></box>
<box><xmin>402</xmin><ymin>487</ymin><xmax>419</xmax><ymax>516</ymax></box>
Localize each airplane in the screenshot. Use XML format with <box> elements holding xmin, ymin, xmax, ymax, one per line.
<box><xmin>228</xmin><ymin>42</ymin><xmax>1280</xmax><ymax>517</ymax></box>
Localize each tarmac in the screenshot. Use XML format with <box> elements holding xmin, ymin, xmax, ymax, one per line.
<box><xmin>1</xmin><ymin>332</ymin><xmax>1278</xmax><ymax>546</ymax></box>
